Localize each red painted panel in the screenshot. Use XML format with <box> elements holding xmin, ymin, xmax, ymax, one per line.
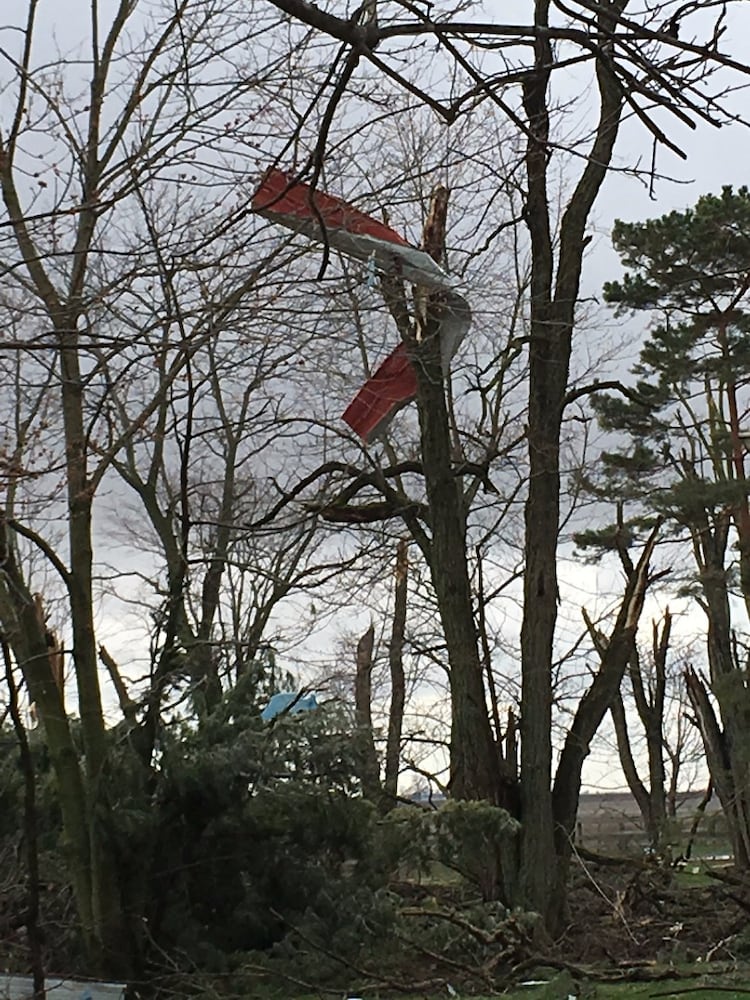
<box><xmin>342</xmin><ymin>343</ymin><xmax>417</xmax><ymax>442</ymax></box>
<box><xmin>252</xmin><ymin>168</ymin><xmax>409</xmax><ymax>247</ymax></box>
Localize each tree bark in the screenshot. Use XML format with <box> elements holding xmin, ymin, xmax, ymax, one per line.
<box><xmin>690</xmin><ymin>515</ymin><xmax>750</xmax><ymax>869</ymax></box>
<box><xmin>355</xmin><ymin>624</ymin><xmax>382</xmax><ymax>803</ymax></box>
<box><xmin>520</xmin><ymin>0</ymin><xmax>626</xmax><ymax>928</ymax></box>
<box><xmin>0</xmin><ymin>547</ymin><xmax>94</xmax><ymax>953</ymax></box>
<box><xmin>611</xmin><ymin>692</ymin><xmax>653</xmax><ymax>839</ymax></box>
<box><xmin>407</xmin><ymin>201</ymin><xmax>501</xmax><ymax>806</ymax></box>
<box><xmin>550</xmin><ymin>524</ymin><xmax>659</xmax><ymax>924</ymax></box>
<box><xmin>611</xmin><ymin>614</ymin><xmax>671</xmax><ymax>853</ymax></box>
<box><xmin>685</xmin><ymin>666</ymin><xmax>750</xmax><ymax>867</ymax></box>
<box><xmin>384</xmin><ymin>538</ymin><xmax>408</xmax><ymax>808</ymax></box>
<box><xmin>2</xmin><ymin>634</ymin><xmax>45</xmax><ymax>999</ymax></box>
<box><xmin>58</xmin><ymin>315</ymin><xmax>133</xmax><ymax>975</ymax></box>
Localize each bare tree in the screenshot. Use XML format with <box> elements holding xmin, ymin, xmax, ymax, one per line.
<box><xmin>251</xmin><ymin>0</ymin><xmax>750</xmax><ymax>930</ymax></box>
<box><xmin>0</xmin><ymin>0</ymin><xmax>325</xmax><ymax>973</ymax></box>
<box><xmin>609</xmin><ymin>611</ymin><xmax>703</xmax><ymax>855</ymax></box>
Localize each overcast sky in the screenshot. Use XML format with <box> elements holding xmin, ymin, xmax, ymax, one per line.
<box><xmin>6</xmin><ymin>0</ymin><xmax>750</xmax><ymax>793</ymax></box>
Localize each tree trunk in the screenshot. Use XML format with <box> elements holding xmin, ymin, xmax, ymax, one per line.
<box><xmin>692</xmin><ymin>522</ymin><xmax>750</xmax><ymax>869</ymax></box>
<box><xmin>519</xmin><ymin>0</ymin><xmax>625</xmax><ymax>928</ymax></box>
<box><xmin>382</xmin><ymin>187</ymin><xmax>505</xmax><ymax>810</ymax></box>
<box><xmin>409</xmin><ymin>302</ymin><xmax>500</xmax><ymax>804</ymax></box>
<box><xmin>551</xmin><ymin>526</ymin><xmax>659</xmax><ymax>925</ymax></box>
<box><xmin>415</xmin><ymin>357</ymin><xmax>500</xmax><ymax>803</ymax></box>
<box><xmin>685</xmin><ymin>666</ymin><xmax>750</xmax><ymax>867</ymax></box>
<box><xmin>59</xmin><ymin>321</ymin><xmax>133</xmax><ymax>975</ymax></box>
<box><xmin>611</xmin><ymin>613</ymin><xmax>671</xmax><ymax>853</ymax></box>
<box><xmin>611</xmin><ymin>693</ymin><xmax>654</xmax><ymax>842</ymax></box>
<box><xmin>355</xmin><ymin>624</ymin><xmax>382</xmax><ymax>803</ymax></box>
<box><xmin>2</xmin><ymin>634</ymin><xmax>45</xmax><ymax>998</ymax></box>
<box><xmin>383</xmin><ymin>538</ymin><xmax>408</xmax><ymax>808</ymax></box>
<box><xmin>0</xmin><ymin>557</ymin><xmax>95</xmax><ymax>953</ymax></box>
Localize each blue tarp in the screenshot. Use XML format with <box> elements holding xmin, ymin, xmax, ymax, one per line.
<box><xmin>261</xmin><ymin>691</ymin><xmax>318</xmax><ymax>722</ymax></box>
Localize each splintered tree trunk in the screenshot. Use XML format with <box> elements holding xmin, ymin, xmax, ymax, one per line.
<box><xmin>407</xmin><ymin>188</ymin><xmax>501</xmax><ymax>807</ymax></box>
<box><xmin>355</xmin><ymin>624</ymin><xmax>382</xmax><ymax>803</ymax></box>
<box><xmin>635</xmin><ymin>616</ymin><xmax>669</xmax><ymax>850</ymax></box>
<box><xmin>383</xmin><ymin>538</ymin><xmax>408</xmax><ymax>808</ymax></box>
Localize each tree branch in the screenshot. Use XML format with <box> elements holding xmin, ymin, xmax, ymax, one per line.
<box><xmin>4</xmin><ymin>519</ymin><xmax>71</xmax><ymax>588</ymax></box>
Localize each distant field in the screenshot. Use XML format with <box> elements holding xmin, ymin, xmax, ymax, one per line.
<box><xmin>577</xmin><ymin>790</ymin><xmax>727</xmax><ymax>857</ymax></box>
<box><xmin>411</xmin><ymin>788</ymin><xmax>729</xmax><ymax>858</ymax></box>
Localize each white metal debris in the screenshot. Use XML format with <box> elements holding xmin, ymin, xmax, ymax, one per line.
<box><xmin>0</xmin><ymin>975</ymin><xmax>126</xmax><ymax>1000</ymax></box>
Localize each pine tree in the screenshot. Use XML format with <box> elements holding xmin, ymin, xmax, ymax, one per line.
<box><xmin>585</xmin><ymin>187</ymin><xmax>750</xmax><ymax>866</ymax></box>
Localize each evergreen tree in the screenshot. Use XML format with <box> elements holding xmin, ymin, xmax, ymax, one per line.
<box><xmin>585</xmin><ymin>187</ymin><xmax>750</xmax><ymax>865</ymax></box>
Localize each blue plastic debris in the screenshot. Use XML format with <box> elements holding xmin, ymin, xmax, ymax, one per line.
<box><xmin>261</xmin><ymin>691</ymin><xmax>318</xmax><ymax>721</ymax></box>
<box><xmin>365</xmin><ymin>251</ymin><xmax>378</xmax><ymax>288</ymax></box>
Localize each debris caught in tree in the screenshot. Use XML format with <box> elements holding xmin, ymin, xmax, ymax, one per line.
<box><xmin>252</xmin><ymin>168</ymin><xmax>471</xmax><ymax>441</ymax></box>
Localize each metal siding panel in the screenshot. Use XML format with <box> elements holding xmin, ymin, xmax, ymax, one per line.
<box><xmin>0</xmin><ymin>975</ymin><xmax>126</xmax><ymax>1000</ymax></box>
